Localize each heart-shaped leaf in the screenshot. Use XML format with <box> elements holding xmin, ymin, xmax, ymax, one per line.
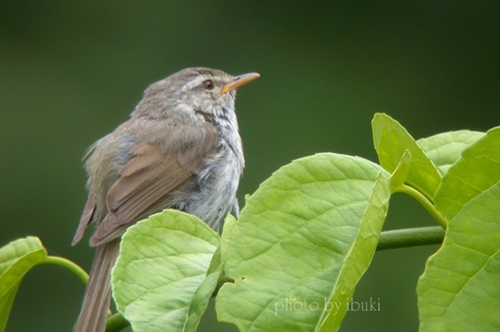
<box><xmin>216</xmin><ymin>153</ymin><xmax>391</xmax><ymax>332</ymax></box>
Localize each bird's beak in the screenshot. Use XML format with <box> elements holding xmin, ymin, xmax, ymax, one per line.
<box><xmin>221</xmin><ymin>72</ymin><xmax>260</xmax><ymax>94</ymax></box>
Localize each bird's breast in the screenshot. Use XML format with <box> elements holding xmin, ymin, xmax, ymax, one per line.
<box><xmin>183</xmin><ymin>138</ymin><xmax>243</xmax><ymax>232</ymax></box>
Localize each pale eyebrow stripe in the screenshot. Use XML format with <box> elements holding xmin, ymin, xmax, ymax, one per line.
<box><xmin>181</xmin><ymin>75</ymin><xmax>210</xmax><ymax>92</ymax></box>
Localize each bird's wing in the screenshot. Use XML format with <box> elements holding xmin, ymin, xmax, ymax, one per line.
<box><xmin>88</xmin><ymin>144</ymin><xmax>190</xmax><ymax>246</ymax></box>
<box><xmin>88</xmin><ymin>126</ymin><xmax>218</xmax><ymax>246</ymax></box>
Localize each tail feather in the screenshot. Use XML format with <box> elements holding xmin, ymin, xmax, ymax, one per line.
<box><xmin>74</xmin><ymin>239</ymin><xmax>120</xmax><ymax>332</ymax></box>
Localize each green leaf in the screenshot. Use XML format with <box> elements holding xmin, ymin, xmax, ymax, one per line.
<box><xmin>372</xmin><ymin>113</ymin><xmax>441</xmax><ymax>199</ymax></box>
<box><xmin>417</xmin><ymin>130</ymin><xmax>485</xmax><ymax>176</ymax></box>
<box><xmin>417</xmin><ymin>182</ymin><xmax>500</xmax><ymax>331</ymax></box>
<box><xmin>185</xmin><ymin>246</ymin><xmax>222</xmax><ymax>331</ymax></box>
<box><xmin>390</xmin><ymin>150</ymin><xmax>411</xmax><ymax>191</ymax></box>
<box><xmin>221</xmin><ymin>213</ymin><xmax>237</xmax><ymax>267</ymax></box>
<box><xmin>0</xmin><ymin>237</ymin><xmax>47</xmax><ymax>331</ymax></box>
<box><xmin>216</xmin><ymin>153</ymin><xmax>391</xmax><ymax>332</ymax></box>
<box><xmin>435</xmin><ymin>127</ymin><xmax>500</xmax><ymax>220</ymax></box>
<box><xmin>111</xmin><ymin>210</ymin><xmax>221</xmax><ymax>332</ymax></box>
<box><xmin>319</xmin><ymin>171</ymin><xmax>391</xmax><ymax>331</ymax></box>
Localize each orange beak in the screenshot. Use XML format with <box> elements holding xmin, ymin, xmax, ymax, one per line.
<box><xmin>221</xmin><ymin>72</ymin><xmax>260</xmax><ymax>94</ymax></box>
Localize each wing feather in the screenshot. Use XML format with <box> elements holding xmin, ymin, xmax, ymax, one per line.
<box><xmin>90</xmin><ymin>145</ymin><xmax>192</xmax><ymax>245</ymax></box>
<box><xmin>72</xmin><ymin>195</ymin><xmax>96</xmax><ymax>245</ymax></box>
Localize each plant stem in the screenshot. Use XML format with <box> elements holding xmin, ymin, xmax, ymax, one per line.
<box><xmin>106</xmin><ymin>312</ymin><xmax>130</xmax><ymax>332</ymax></box>
<box><xmin>377</xmin><ymin>226</ymin><xmax>445</xmax><ymax>251</ymax></box>
<box><xmin>40</xmin><ymin>255</ymin><xmax>129</xmax><ymax>330</ymax></box>
<box><xmin>394</xmin><ymin>185</ymin><xmax>448</xmax><ymax>229</ymax></box>
<box><xmin>40</xmin><ymin>256</ymin><xmax>88</xmax><ymax>284</ymax></box>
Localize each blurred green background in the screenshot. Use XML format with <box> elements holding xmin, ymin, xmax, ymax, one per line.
<box><xmin>1</xmin><ymin>1</ymin><xmax>499</xmax><ymax>331</ymax></box>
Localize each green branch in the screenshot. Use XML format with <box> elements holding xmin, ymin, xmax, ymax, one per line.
<box><xmin>377</xmin><ymin>226</ymin><xmax>445</xmax><ymax>251</ymax></box>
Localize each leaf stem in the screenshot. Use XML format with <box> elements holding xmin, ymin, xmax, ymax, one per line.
<box><xmin>394</xmin><ymin>185</ymin><xmax>448</xmax><ymax>229</ymax></box>
<box><xmin>106</xmin><ymin>312</ymin><xmax>130</xmax><ymax>332</ymax></box>
<box><xmin>377</xmin><ymin>226</ymin><xmax>444</xmax><ymax>251</ymax></box>
<box><xmin>40</xmin><ymin>256</ymin><xmax>88</xmax><ymax>284</ymax></box>
<box><xmin>41</xmin><ymin>256</ymin><xmax>126</xmax><ymax>330</ymax></box>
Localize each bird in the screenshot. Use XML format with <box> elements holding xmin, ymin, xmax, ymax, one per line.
<box><xmin>72</xmin><ymin>67</ymin><xmax>259</xmax><ymax>331</ymax></box>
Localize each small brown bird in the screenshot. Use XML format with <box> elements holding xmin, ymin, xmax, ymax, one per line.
<box><xmin>72</xmin><ymin>67</ymin><xmax>259</xmax><ymax>332</ymax></box>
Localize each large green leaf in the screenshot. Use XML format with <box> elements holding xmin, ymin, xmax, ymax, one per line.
<box><xmin>372</xmin><ymin>113</ymin><xmax>441</xmax><ymax>199</ymax></box>
<box><xmin>111</xmin><ymin>210</ymin><xmax>221</xmax><ymax>332</ymax></box>
<box><xmin>216</xmin><ymin>153</ymin><xmax>391</xmax><ymax>332</ymax></box>
<box><xmin>319</xmin><ymin>171</ymin><xmax>390</xmax><ymax>331</ymax></box>
<box><xmin>0</xmin><ymin>237</ymin><xmax>47</xmax><ymax>331</ymax></box>
<box><xmin>417</xmin><ymin>182</ymin><xmax>500</xmax><ymax>331</ymax></box>
<box><xmin>435</xmin><ymin>127</ymin><xmax>500</xmax><ymax>220</ymax></box>
<box><xmin>417</xmin><ymin>130</ymin><xmax>485</xmax><ymax>176</ymax></box>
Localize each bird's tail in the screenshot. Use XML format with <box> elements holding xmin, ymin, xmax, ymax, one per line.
<box><xmin>74</xmin><ymin>239</ymin><xmax>120</xmax><ymax>332</ymax></box>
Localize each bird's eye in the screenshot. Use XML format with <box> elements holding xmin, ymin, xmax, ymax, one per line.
<box><xmin>202</xmin><ymin>79</ymin><xmax>215</xmax><ymax>90</ymax></box>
